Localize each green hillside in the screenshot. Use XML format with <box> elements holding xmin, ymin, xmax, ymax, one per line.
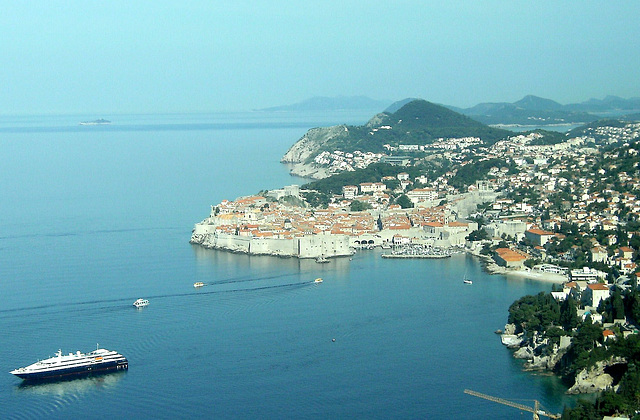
<box><xmin>313</xmin><ymin>99</ymin><xmax>512</xmax><ymax>155</ymax></box>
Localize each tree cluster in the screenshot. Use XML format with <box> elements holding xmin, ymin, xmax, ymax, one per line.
<box><xmin>510</xmin><ymin>289</ymin><xmax>640</xmax><ymax>418</ymax></box>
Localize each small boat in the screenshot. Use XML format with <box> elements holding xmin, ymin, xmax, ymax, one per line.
<box><xmin>314</xmin><ymin>278</ymin><xmax>323</xmax><ymax>283</ymax></box>
<box><xmin>133</xmin><ymin>298</ymin><xmax>149</xmax><ymax>308</ymax></box>
<box><xmin>315</xmin><ymin>256</ymin><xmax>329</xmax><ymax>263</ymax></box>
<box><xmin>193</xmin><ymin>282</ymin><xmax>205</xmax><ymax>288</ymax></box>
<box><xmin>463</xmin><ymin>271</ymin><xmax>472</xmax><ymax>284</ymax></box>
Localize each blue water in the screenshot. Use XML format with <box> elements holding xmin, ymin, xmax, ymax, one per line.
<box><xmin>0</xmin><ymin>112</ymin><xmax>576</xmax><ymax>419</ymax></box>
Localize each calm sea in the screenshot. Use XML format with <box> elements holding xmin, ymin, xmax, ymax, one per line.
<box><xmin>0</xmin><ymin>112</ymin><xmax>577</xmax><ymax>419</ymax></box>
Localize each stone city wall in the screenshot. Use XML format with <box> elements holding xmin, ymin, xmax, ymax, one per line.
<box><xmin>191</xmin><ymin>223</ymin><xmax>351</xmax><ymax>258</ymax></box>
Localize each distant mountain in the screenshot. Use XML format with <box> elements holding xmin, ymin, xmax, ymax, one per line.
<box><xmin>384</xmin><ymin>98</ymin><xmax>421</xmax><ymax>114</ymax></box>
<box><xmin>376</xmin><ymin>99</ymin><xmax>509</xmax><ymax>141</ymax></box>
<box><xmin>451</xmin><ymin>94</ymin><xmax>640</xmax><ymax>126</ymax></box>
<box><xmin>260</xmin><ymin>94</ymin><xmax>640</xmax><ymax>125</ymax></box>
<box><xmin>513</xmin><ymin>95</ymin><xmax>564</xmax><ymax>111</ymax></box>
<box><xmin>564</xmin><ymin>95</ymin><xmax>640</xmax><ymax>113</ymax></box>
<box><xmin>258</xmin><ymin>96</ymin><xmax>392</xmax><ymax>112</ymax></box>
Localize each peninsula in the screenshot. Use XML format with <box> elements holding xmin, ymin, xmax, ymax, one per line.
<box><xmin>190</xmin><ymin>184</ymin><xmax>482</xmax><ymax>259</ymax></box>
<box><xmin>193</xmin><ymin>99</ymin><xmax>640</xmax><ymax>281</ymax></box>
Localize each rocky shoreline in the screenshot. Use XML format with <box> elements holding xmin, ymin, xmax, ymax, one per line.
<box><xmin>500</xmin><ymin>323</ymin><xmax>625</xmax><ymax>394</ymax></box>
<box><xmin>468</xmin><ymin>249</ymin><xmax>621</xmax><ymax>394</ymax></box>
<box><xmin>284</xmin><ymin>161</ymin><xmax>330</xmax><ymax>179</ymax></box>
<box><xmin>280</xmin><ymin>124</ymin><xmax>348</xmax><ymax>180</ymax></box>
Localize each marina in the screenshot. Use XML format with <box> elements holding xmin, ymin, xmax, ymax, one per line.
<box><xmin>381</xmin><ymin>253</ymin><xmax>451</xmax><ymax>259</ymax></box>
<box><xmin>381</xmin><ymin>245</ymin><xmax>453</xmax><ymax>259</ymax></box>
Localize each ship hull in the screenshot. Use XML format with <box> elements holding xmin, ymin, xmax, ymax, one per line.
<box><xmin>12</xmin><ymin>359</ymin><xmax>128</xmax><ymax>381</ymax></box>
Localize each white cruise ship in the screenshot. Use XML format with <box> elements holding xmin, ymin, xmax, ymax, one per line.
<box><xmin>10</xmin><ymin>347</ymin><xmax>128</xmax><ymax>381</ymax></box>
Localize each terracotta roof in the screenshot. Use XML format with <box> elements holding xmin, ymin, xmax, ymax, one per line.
<box><xmin>495</xmin><ymin>248</ymin><xmax>528</xmax><ymax>262</ymax></box>
<box><xmin>526</xmin><ymin>228</ymin><xmax>555</xmax><ymax>236</ymax></box>
<box><xmin>448</xmin><ymin>222</ymin><xmax>468</xmax><ymax>227</ymax></box>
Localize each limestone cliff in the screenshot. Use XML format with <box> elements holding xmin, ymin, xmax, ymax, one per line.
<box><xmin>566</xmin><ymin>361</ymin><xmax>616</xmax><ymax>394</ymax></box>
<box><xmin>281</xmin><ymin>124</ymin><xmax>349</xmax><ymax>164</ymax></box>
<box><xmin>500</xmin><ymin>323</ymin><xmax>627</xmax><ymax>394</ymax></box>
<box><xmin>281</xmin><ymin>124</ymin><xmax>349</xmax><ymax>179</ymax></box>
<box><xmin>281</xmin><ymin>112</ymin><xmax>386</xmax><ymax>165</ymax></box>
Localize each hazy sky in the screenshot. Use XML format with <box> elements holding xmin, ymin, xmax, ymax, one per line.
<box><xmin>2</xmin><ymin>1</ymin><xmax>639</xmax><ymax>114</ymax></box>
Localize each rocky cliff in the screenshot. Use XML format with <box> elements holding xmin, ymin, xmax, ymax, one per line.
<box><xmin>501</xmin><ymin>323</ymin><xmax>625</xmax><ymax>394</ymax></box>
<box><xmin>281</xmin><ymin>124</ymin><xmax>349</xmax><ymax>164</ymax></box>
<box><xmin>280</xmin><ymin>124</ymin><xmax>350</xmax><ymax>179</ymax></box>
<box><xmin>566</xmin><ymin>361</ymin><xmax>616</xmax><ymax>394</ymax></box>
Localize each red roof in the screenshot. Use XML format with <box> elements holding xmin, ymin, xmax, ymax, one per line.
<box><xmin>526</xmin><ymin>228</ymin><xmax>555</xmax><ymax>236</ymax></box>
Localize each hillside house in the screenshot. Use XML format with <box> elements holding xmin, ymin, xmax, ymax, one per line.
<box><xmin>524</xmin><ymin>228</ymin><xmax>556</xmax><ymax>247</ymax></box>
<box><xmin>359</xmin><ymin>182</ymin><xmax>386</xmax><ymax>194</ymax></box>
<box><xmin>407</xmin><ymin>188</ymin><xmax>438</xmax><ymax>204</ymax></box>
<box><xmin>584</xmin><ymin>283</ymin><xmax>610</xmax><ymax>308</ymax></box>
<box><xmin>342</xmin><ymin>185</ymin><xmax>358</xmax><ymax>200</ymax></box>
<box><xmin>591</xmin><ymin>246</ymin><xmax>609</xmax><ymax>263</ymax></box>
<box><xmin>493</xmin><ymin>248</ymin><xmax>529</xmax><ymax>269</ymax></box>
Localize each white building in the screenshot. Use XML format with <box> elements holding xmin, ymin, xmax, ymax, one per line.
<box><xmin>360</xmin><ymin>182</ymin><xmax>386</xmax><ymax>194</ymax></box>
<box><xmin>570</xmin><ymin>267</ymin><xmax>600</xmax><ymax>283</ymax></box>
<box><xmin>407</xmin><ymin>188</ymin><xmax>438</xmax><ymax>204</ymax></box>
<box><xmin>584</xmin><ymin>283</ymin><xmax>610</xmax><ymax>308</ymax></box>
<box><xmin>342</xmin><ymin>185</ymin><xmax>358</xmax><ymax>200</ymax></box>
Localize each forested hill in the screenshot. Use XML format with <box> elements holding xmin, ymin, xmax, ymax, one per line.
<box><xmin>282</xmin><ymin>99</ymin><xmax>513</xmax><ymax>163</ymax></box>
<box><xmin>373</xmin><ymin>99</ymin><xmax>512</xmax><ymax>144</ymax></box>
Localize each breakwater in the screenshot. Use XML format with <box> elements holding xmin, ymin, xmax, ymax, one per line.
<box><xmin>381</xmin><ymin>254</ymin><xmax>451</xmax><ymax>259</ymax></box>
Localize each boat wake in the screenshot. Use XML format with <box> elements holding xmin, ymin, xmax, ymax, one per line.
<box><xmin>0</xmin><ymin>279</ymin><xmax>318</xmax><ymax>319</ymax></box>
<box><xmin>203</xmin><ymin>271</ymin><xmax>306</xmax><ymax>287</ymax></box>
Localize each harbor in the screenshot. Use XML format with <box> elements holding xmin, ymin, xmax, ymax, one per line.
<box><xmin>381</xmin><ymin>244</ymin><xmax>454</xmax><ymax>259</ymax></box>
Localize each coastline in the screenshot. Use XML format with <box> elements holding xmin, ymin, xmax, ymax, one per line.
<box><xmin>285</xmin><ymin>161</ymin><xmax>331</xmax><ymax>179</ymax></box>
<box><xmin>381</xmin><ymin>253</ymin><xmax>451</xmax><ymax>259</ymax></box>
<box><xmin>467</xmin><ymin>248</ymin><xmax>567</xmax><ymax>284</ymax></box>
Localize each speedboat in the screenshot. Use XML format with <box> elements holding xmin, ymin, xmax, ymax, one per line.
<box><xmin>133</xmin><ymin>298</ymin><xmax>149</xmax><ymax>308</ymax></box>
<box><xmin>193</xmin><ymin>282</ymin><xmax>205</xmax><ymax>288</ymax></box>
<box><xmin>314</xmin><ymin>278</ymin><xmax>323</xmax><ymax>283</ymax></box>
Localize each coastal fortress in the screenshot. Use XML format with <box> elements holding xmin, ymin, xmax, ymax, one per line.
<box><xmin>190</xmin><ymin>184</ymin><xmax>483</xmax><ymax>259</ymax></box>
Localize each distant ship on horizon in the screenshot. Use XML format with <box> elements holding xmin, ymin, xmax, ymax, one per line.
<box><xmin>79</xmin><ymin>118</ymin><xmax>111</xmax><ymax>126</ymax></box>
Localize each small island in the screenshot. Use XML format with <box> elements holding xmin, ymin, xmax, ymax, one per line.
<box><xmin>79</xmin><ymin>118</ymin><xmax>111</xmax><ymax>125</ymax></box>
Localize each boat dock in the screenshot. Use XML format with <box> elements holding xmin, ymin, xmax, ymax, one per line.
<box><xmin>381</xmin><ymin>254</ymin><xmax>451</xmax><ymax>259</ymax></box>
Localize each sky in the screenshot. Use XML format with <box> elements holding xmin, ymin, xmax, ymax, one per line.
<box><xmin>2</xmin><ymin>1</ymin><xmax>639</xmax><ymax>114</ymax></box>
